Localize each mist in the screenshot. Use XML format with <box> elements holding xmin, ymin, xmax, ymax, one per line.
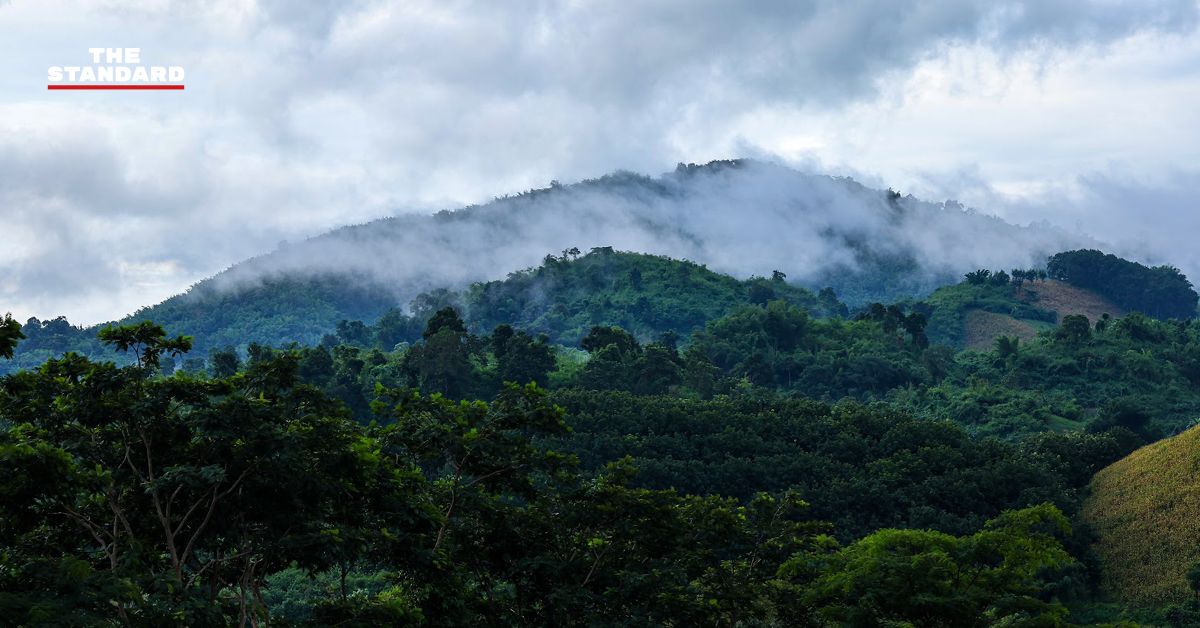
<box><xmin>179</xmin><ymin>160</ymin><xmax>1098</xmax><ymax>315</ymax></box>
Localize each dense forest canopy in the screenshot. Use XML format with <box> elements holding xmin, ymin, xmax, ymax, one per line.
<box><xmin>0</xmin><ymin>323</ymin><xmax>1138</xmax><ymax>627</ymax></box>
<box><xmin>5</xmin><ymin>241</ymin><xmax>1200</xmax><ymax>626</ymax></box>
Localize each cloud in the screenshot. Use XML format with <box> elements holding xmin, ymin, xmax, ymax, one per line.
<box><xmin>0</xmin><ymin>0</ymin><xmax>1198</xmax><ymax>323</ymax></box>
<box><xmin>997</xmin><ymin>170</ymin><xmax>1200</xmax><ymax>283</ymax></box>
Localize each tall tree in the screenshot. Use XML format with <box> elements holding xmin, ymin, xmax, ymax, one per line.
<box><xmin>1</xmin><ymin>312</ymin><xmax>24</xmax><ymax>360</ymax></box>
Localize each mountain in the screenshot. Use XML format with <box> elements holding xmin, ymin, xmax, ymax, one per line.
<box><xmin>141</xmin><ymin>162</ymin><xmax>1090</xmax><ymax>335</ymax></box>
<box><xmin>5</xmin><ymin>159</ymin><xmax>1104</xmax><ymax>369</ymax></box>
<box><xmin>189</xmin><ymin>160</ymin><xmax>1091</xmax><ymax>308</ymax></box>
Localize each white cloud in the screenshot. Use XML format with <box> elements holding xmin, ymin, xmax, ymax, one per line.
<box><xmin>1</xmin><ymin>0</ymin><xmax>1199</xmax><ymax>323</ymax></box>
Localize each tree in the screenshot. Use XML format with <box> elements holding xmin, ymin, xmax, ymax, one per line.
<box><xmin>373</xmin><ymin>309</ymin><xmax>420</xmax><ymax>350</ymax></box>
<box><xmin>579</xmin><ymin>326</ymin><xmax>639</xmax><ymax>357</ymax></box>
<box><xmin>655</xmin><ymin>330</ymin><xmax>680</xmax><ymax>352</ymax></box>
<box><xmin>681</xmin><ymin>346</ymin><xmax>721</xmax><ymax>398</ymax></box>
<box><xmin>409</xmin><ymin>289</ymin><xmax>462</xmax><ymax>323</ymax></box>
<box><xmin>398</xmin><ymin>307</ymin><xmax>480</xmax><ymax>398</ymax></box>
<box><xmin>632</xmin><ymin>344</ymin><xmax>681</xmax><ymax>395</ymax></box>
<box><xmin>994</xmin><ymin>335</ymin><xmax>1020</xmax><ymax>363</ymax></box>
<box><xmin>801</xmin><ymin>504</ymin><xmax>1073</xmax><ymax>628</ymax></box>
<box><xmin>1</xmin><ymin>312</ymin><xmax>24</xmax><ymax>360</ymax></box>
<box><xmin>0</xmin><ymin>323</ymin><xmax>436</xmax><ymax>626</ymax></box>
<box><xmin>629</xmin><ymin>266</ymin><xmax>642</xmax><ymax>290</ymax></box>
<box><xmin>370</xmin><ymin>382</ymin><xmax>572</xmax><ymax>623</ymax></box>
<box><xmin>492</xmin><ymin>325</ymin><xmax>556</xmax><ymax>388</ymax></box>
<box><xmin>736</xmin><ymin>352</ymin><xmax>775</xmax><ymax>387</ymax></box>
<box><xmin>966</xmin><ymin>270</ymin><xmax>991</xmax><ymax>285</ymax></box>
<box><xmin>749</xmin><ymin>281</ymin><xmax>776</xmax><ymax>306</ymax></box>
<box><xmin>761</xmin><ymin>301</ymin><xmax>810</xmax><ymax>352</ymax></box>
<box><xmin>578</xmin><ymin>344</ymin><xmax>633</xmax><ymax>392</ymax></box>
<box><xmin>818</xmin><ymin>287</ymin><xmax>844</xmax><ymax>317</ymax></box>
<box><xmin>1012</xmin><ymin>269</ymin><xmax>1026</xmax><ymax>293</ymax></box>
<box><xmin>335</xmin><ymin>319</ymin><xmax>371</xmax><ymax>347</ymax></box>
<box><xmin>904</xmin><ymin>312</ymin><xmax>929</xmax><ymax>348</ymax></box>
<box><xmin>402</xmin><ymin>330</ymin><xmax>477</xmax><ymax>399</ymax></box>
<box><xmin>1188</xmin><ymin>561</ymin><xmax>1200</xmax><ymax>600</ymax></box>
<box><xmin>422</xmin><ymin>306</ymin><xmax>467</xmax><ymax>340</ymax></box>
<box><xmin>247</xmin><ymin>341</ymin><xmax>277</xmax><ymax>367</ymax></box>
<box><xmin>299</xmin><ymin>344</ymin><xmax>336</xmax><ymax>386</ymax></box>
<box><xmin>209</xmin><ymin>344</ymin><xmax>241</xmax><ymax>377</ymax></box>
<box><xmin>1056</xmin><ymin>315</ymin><xmax>1091</xmax><ymax>346</ymax></box>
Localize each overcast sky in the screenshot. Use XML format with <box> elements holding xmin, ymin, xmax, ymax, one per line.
<box><xmin>2</xmin><ymin>0</ymin><xmax>1199</xmax><ymax>325</ymax></box>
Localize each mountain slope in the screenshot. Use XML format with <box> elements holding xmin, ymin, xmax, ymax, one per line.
<box><xmin>922</xmin><ymin>279</ymin><xmax>1059</xmax><ymax>348</ymax></box>
<box><xmin>1019</xmin><ymin>279</ymin><xmax>1126</xmax><ymax>323</ymax></box>
<box><xmin>923</xmin><ymin>276</ymin><xmax>1130</xmax><ymax>351</ymax></box>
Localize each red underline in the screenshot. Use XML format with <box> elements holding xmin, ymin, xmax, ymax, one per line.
<box><xmin>47</xmin><ymin>85</ymin><xmax>185</xmax><ymax>90</ymax></box>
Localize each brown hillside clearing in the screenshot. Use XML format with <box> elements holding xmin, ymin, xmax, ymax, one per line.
<box><xmin>963</xmin><ymin>310</ymin><xmax>1039</xmax><ymax>352</ymax></box>
<box><xmin>1020</xmin><ymin>279</ymin><xmax>1125</xmax><ymax>323</ymax></box>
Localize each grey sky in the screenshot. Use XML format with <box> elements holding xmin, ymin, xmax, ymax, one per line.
<box><xmin>1</xmin><ymin>0</ymin><xmax>1199</xmax><ymax>324</ymax></box>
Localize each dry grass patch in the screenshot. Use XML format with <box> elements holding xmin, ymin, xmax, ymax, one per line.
<box><xmin>1082</xmin><ymin>424</ymin><xmax>1200</xmax><ymax>604</ymax></box>
<box><xmin>1021</xmin><ymin>279</ymin><xmax>1125</xmax><ymax>323</ymax></box>
<box><xmin>963</xmin><ymin>310</ymin><xmax>1039</xmax><ymax>352</ymax></box>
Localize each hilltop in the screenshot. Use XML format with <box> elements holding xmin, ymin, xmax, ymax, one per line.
<box><xmin>919</xmin><ymin>272</ymin><xmax>1059</xmax><ymax>349</ymax></box>
<box><xmin>920</xmin><ymin>269</ymin><xmax>1143</xmax><ymax>351</ymax></box>
<box><xmin>464</xmin><ymin>248</ymin><xmax>844</xmax><ymax>346</ymax></box>
<box><xmin>1083</xmin><ymin>424</ymin><xmax>1200</xmax><ymax>604</ymax></box>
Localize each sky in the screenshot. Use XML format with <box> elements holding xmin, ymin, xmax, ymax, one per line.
<box><xmin>1</xmin><ymin>0</ymin><xmax>1199</xmax><ymax>325</ymax></box>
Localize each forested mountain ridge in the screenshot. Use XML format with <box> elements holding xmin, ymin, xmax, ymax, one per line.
<box><xmin>5</xmin><ymin>159</ymin><xmax>1101</xmax><ymax>369</ymax></box>
<box><xmin>2</xmin><ymin>250</ymin><xmax>844</xmax><ymax>373</ymax></box>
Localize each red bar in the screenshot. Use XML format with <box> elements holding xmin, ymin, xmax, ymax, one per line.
<box><xmin>47</xmin><ymin>85</ymin><xmax>185</xmax><ymax>90</ymax></box>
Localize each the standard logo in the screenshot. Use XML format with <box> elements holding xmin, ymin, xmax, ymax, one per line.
<box><xmin>48</xmin><ymin>48</ymin><xmax>185</xmax><ymax>90</ymax></box>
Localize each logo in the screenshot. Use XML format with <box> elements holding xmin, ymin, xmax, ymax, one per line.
<box><xmin>48</xmin><ymin>48</ymin><xmax>185</xmax><ymax>90</ymax></box>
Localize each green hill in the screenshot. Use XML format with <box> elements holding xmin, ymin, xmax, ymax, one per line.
<box><xmin>464</xmin><ymin>248</ymin><xmax>844</xmax><ymax>346</ymax></box>
<box><xmin>921</xmin><ymin>274</ymin><xmax>1127</xmax><ymax>351</ymax></box>
<box><xmin>920</xmin><ymin>273</ymin><xmax>1059</xmax><ymax>348</ymax></box>
<box><xmin>1</xmin><ymin>251</ymin><xmax>844</xmax><ymax>373</ymax></box>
